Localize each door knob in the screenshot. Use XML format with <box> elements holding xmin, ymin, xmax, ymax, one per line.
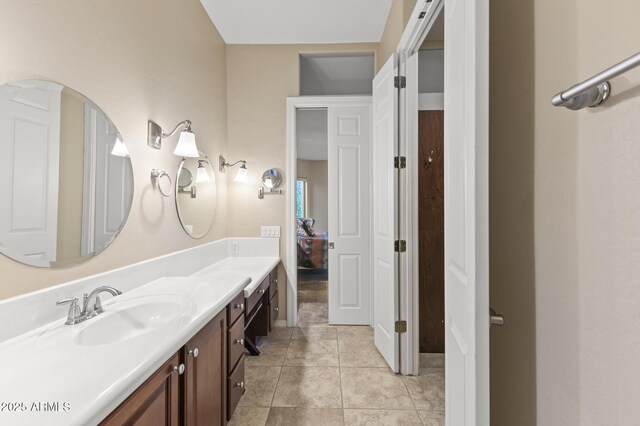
<box><xmin>189</xmin><ymin>348</ymin><xmax>199</xmax><ymax>358</ymax></box>
<box><xmin>173</xmin><ymin>364</ymin><xmax>185</xmax><ymax>375</ymax></box>
<box><xmin>490</xmin><ymin>308</ymin><xmax>504</xmax><ymax>326</ymax></box>
<box><xmin>328</xmin><ymin>242</ymin><xmax>335</xmax><ymax>249</ymax></box>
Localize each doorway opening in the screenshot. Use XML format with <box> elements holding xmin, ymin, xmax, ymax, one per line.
<box><xmin>295</xmin><ymin>108</ymin><xmax>329</xmax><ymax>325</ymax></box>
<box><xmin>417</xmin><ymin>32</ymin><xmax>445</xmax><ymax>367</ymax></box>
<box><xmin>285</xmin><ymin>97</ymin><xmax>373</xmax><ymax>328</ymax></box>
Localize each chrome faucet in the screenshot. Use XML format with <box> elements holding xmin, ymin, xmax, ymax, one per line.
<box><xmin>56</xmin><ymin>286</ymin><xmax>122</xmax><ymax>325</ymax></box>
<box><xmin>82</xmin><ymin>286</ymin><xmax>123</xmax><ymax>318</ymax></box>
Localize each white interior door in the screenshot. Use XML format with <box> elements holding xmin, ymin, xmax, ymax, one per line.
<box><xmin>372</xmin><ymin>54</ymin><xmax>400</xmax><ymax>371</ymax></box>
<box><xmin>0</xmin><ymin>81</ymin><xmax>61</xmax><ymax>266</ymax></box>
<box><xmin>327</xmin><ymin>105</ymin><xmax>372</xmax><ymax>325</ymax></box>
<box><xmin>444</xmin><ymin>0</ymin><xmax>490</xmax><ymax>423</ymax></box>
<box><xmin>82</xmin><ymin>104</ymin><xmax>133</xmax><ymax>255</ymax></box>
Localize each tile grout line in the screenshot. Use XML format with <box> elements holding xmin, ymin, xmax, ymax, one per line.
<box><xmin>336</xmin><ymin>320</ymin><xmax>346</xmax><ymax>424</ymax></box>
<box><xmin>401</xmin><ymin>375</ymin><xmax>422</xmax><ymax>424</ymax></box>
<box><xmin>267</xmin><ymin>332</ymin><xmax>290</xmax><ymax>411</ymax></box>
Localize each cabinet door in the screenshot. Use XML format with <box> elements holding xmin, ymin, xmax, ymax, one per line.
<box><xmin>184</xmin><ymin>310</ymin><xmax>227</xmax><ymax>426</ymax></box>
<box><xmin>100</xmin><ymin>352</ymin><xmax>181</xmax><ymax>426</ymax></box>
<box><xmin>269</xmin><ymin>267</ymin><xmax>278</xmax><ymax>300</ymax></box>
<box><xmin>269</xmin><ymin>291</ymin><xmax>279</xmax><ymax>330</ymax></box>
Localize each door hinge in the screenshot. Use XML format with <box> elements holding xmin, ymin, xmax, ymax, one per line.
<box><xmin>419</xmin><ymin>11</ymin><xmax>427</xmax><ymax>19</ymax></box>
<box><xmin>394</xmin><ymin>76</ymin><xmax>406</xmax><ymax>89</ymax></box>
<box><xmin>394</xmin><ymin>240</ymin><xmax>407</xmax><ymax>252</ymax></box>
<box><xmin>394</xmin><ymin>156</ymin><xmax>406</xmax><ymax>169</ymax></box>
<box><xmin>395</xmin><ymin>320</ymin><xmax>407</xmax><ymax>333</ymax></box>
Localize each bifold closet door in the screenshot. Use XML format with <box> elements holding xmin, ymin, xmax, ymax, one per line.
<box><xmin>372</xmin><ymin>54</ymin><xmax>400</xmax><ymax>372</ymax></box>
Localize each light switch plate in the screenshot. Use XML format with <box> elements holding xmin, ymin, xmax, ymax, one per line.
<box><xmin>261</xmin><ymin>226</ymin><xmax>281</xmax><ymax>238</ymax></box>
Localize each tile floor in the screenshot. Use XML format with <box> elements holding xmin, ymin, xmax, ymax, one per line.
<box><xmin>230</xmin><ymin>301</ymin><xmax>445</xmax><ymax>425</ymax></box>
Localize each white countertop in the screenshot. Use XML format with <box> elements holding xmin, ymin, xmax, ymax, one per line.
<box><xmin>0</xmin><ymin>255</ymin><xmax>279</xmax><ymax>426</ymax></box>
<box><xmin>192</xmin><ymin>256</ymin><xmax>280</xmax><ymax>298</ymax></box>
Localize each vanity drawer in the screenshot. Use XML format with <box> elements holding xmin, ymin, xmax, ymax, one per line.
<box><xmin>227</xmin><ymin>291</ymin><xmax>245</xmax><ymax>326</ymax></box>
<box><xmin>269</xmin><ymin>268</ymin><xmax>278</xmax><ymax>300</ymax></box>
<box><xmin>269</xmin><ymin>291</ymin><xmax>279</xmax><ymax>330</ymax></box>
<box><xmin>227</xmin><ymin>358</ymin><xmax>245</xmax><ymax>421</ymax></box>
<box><xmin>228</xmin><ymin>313</ymin><xmax>245</xmax><ymax>371</ymax></box>
<box><xmin>246</xmin><ymin>276</ymin><xmax>269</xmax><ymax>315</ymax></box>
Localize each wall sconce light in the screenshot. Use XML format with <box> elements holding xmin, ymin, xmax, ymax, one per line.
<box><xmin>147</xmin><ymin>119</ymin><xmax>199</xmax><ymax>157</ymax></box>
<box><xmin>111</xmin><ymin>135</ymin><xmax>129</xmax><ymax>157</ymax></box>
<box><xmin>219</xmin><ymin>156</ymin><xmax>248</xmax><ymax>183</ymax></box>
<box><xmin>196</xmin><ymin>160</ymin><xmax>211</xmax><ymax>183</ymax></box>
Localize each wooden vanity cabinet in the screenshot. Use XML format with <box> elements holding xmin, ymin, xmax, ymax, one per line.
<box><xmin>226</xmin><ymin>298</ymin><xmax>245</xmax><ymax>420</ymax></box>
<box><xmin>268</xmin><ymin>269</ymin><xmax>279</xmax><ymax>331</ymax></box>
<box><xmin>183</xmin><ymin>310</ymin><xmax>226</xmax><ymax>426</ymax></box>
<box><xmin>100</xmin><ymin>352</ymin><xmax>181</xmax><ymax>426</ymax></box>
<box><xmin>101</xmin><ymin>292</ymin><xmax>244</xmax><ymax>426</ymax></box>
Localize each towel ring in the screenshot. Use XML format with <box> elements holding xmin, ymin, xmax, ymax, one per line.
<box><xmin>151</xmin><ymin>169</ymin><xmax>172</xmax><ymax>197</ymax></box>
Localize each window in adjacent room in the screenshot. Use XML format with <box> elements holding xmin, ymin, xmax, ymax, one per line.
<box><xmin>296</xmin><ymin>178</ymin><xmax>308</xmax><ymax>218</ymax></box>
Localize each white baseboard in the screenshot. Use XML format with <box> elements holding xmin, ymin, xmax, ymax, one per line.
<box><xmin>273</xmin><ymin>320</ymin><xmax>288</xmax><ymax>328</ymax></box>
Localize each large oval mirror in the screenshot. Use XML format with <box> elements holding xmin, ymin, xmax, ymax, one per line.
<box><xmin>0</xmin><ymin>80</ymin><xmax>134</xmax><ymax>268</ymax></box>
<box><xmin>176</xmin><ymin>155</ymin><xmax>216</xmax><ymax>238</ymax></box>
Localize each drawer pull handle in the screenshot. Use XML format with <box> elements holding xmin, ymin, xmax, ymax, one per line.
<box><xmin>235</xmin><ymin>303</ymin><xmax>245</xmax><ymax>310</ymax></box>
<box><xmin>274</xmin><ymin>307</ymin><xmax>279</xmax><ymax>312</ymax></box>
<box><xmin>189</xmin><ymin>348</ymin><xmax>199</xmax><ymax>358</ymax></box>
<box><xmin>173</xmin><ymin>364</ymin><xmax>185</xmax><ymax>375</ymax></box>
<box><xmin>258</xmin><ymin>289</ymin><xmax>265</xmax><ymax>294</ymax></box>
<box><xmin>235</xmin><ymin>338</ymin><xmax>244</xmax><ymax>345</ymax></box>
<box><xmin>236</xmin><ymin>381</ymin><xmax>245</xmax><ymax>389</ymax></box>
<box><xmin>273</xmin><ymin>278</ymin><xmax>278</xmax><ymax>284</ymax></box>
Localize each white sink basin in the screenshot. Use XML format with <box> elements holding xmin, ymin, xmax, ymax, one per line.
<box><xmin>74</xmin><ymin>296</ymin><xmax>194</xmax><ymax>346</ymax></box>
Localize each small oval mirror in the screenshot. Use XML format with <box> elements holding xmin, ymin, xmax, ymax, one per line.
<box><xmin>175</xmin><ymin>155</ymin><xmax>216</xmax><ymax>239</ymax></box>
<box><xmin>262</xmin><ymin>168</ymin><xmax>282</xmax><ymax>189</ymax></box>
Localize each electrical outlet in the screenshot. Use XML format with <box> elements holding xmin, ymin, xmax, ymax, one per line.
<box><xmin>261</xmin><ymin>226</ymin><xmax>281</xmax><ymax>238</ymax></box>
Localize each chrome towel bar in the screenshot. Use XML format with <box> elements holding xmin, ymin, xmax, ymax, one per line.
<box><xmin>552</xmin><ymin>51</ymin><xmax>640</xmax><ymax>110</ymax></box>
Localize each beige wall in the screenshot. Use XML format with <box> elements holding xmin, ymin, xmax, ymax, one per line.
<box><xmin>225</xmin><ymin>43</ymin><xmax>379</xmax><ymax>320</ymax></box>
<box><xmin>379</xmin><ymin>0</ymin><xmax>417</xmax><ymax>64</ymax></box>
<box><xmin>296</xmin><ymin>160</ymin><xmax>328</xmax><ymax>233</ymax></box>
<box><xmin>0</xmin><ymin>0</ymin><xmax>228</xmax><ymax>300</ymax></box>
<box><xmin>573</xmin><ymin>0</ymin><xmax>640</xmax><ymax>423</ymax></box>
<box><xmin>56</xmin><ymin>89</ymin><xmax>85</xmax><ymax>262</ymax></box>
<box><xmin>491</xmin><ymin>0</ymin><xmax>640</xmax><ymax>423</ymax></box>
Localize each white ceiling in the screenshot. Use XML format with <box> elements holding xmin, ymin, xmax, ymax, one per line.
<box><xmin>200</xmin><ymin>0</ymin><xmax>394</xmax><ymax>44</ymax></box>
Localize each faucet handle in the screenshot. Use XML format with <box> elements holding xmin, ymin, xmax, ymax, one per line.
<box><xmin>56</xmin><ymin>297</ymin><xmax>81</xmax><ymax>325</ymax></box>
<box><xmin>93</xmin><ymin>295</ymin><xmax>104</xmax><ymax>314</ymax></box>
<box><xmin>56</xmin><ymin>297</ymin><xmax>78</xmax><ymax>306</ymax></box>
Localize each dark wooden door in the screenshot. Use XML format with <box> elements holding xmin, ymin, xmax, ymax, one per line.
<box><xmin>100</xmin><ymin>352</ymin><xmax>181</xmax><ymax>426</ymax></box>
<box><xmin>184</xmin><ymin>310</ymin><xmax>226</xmax><ymax>426</ymax></box>
<box><xmin>418</xmin><ymin>110</ymin><xmax>445</xmax><ymax>353</ymax></box>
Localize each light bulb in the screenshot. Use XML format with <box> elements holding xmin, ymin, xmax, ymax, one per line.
<box><xmin>111</xmin><ymin>137</ymin><xmax>129</xmax><ymax>157</ymax></box>
<box><xmin>173</xmin><ymin>130</ymin><xmax>199</xmax><ymax>157</ymax></box>
<box><xmin>234</xmin><ymin>166</ymin><xmax>248</xmax><ymax>183</ymax></box>
<box><xmin>196</xmin><ymin>163</ymin><xmax>210</xmax><ymax>183</ymax></box>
